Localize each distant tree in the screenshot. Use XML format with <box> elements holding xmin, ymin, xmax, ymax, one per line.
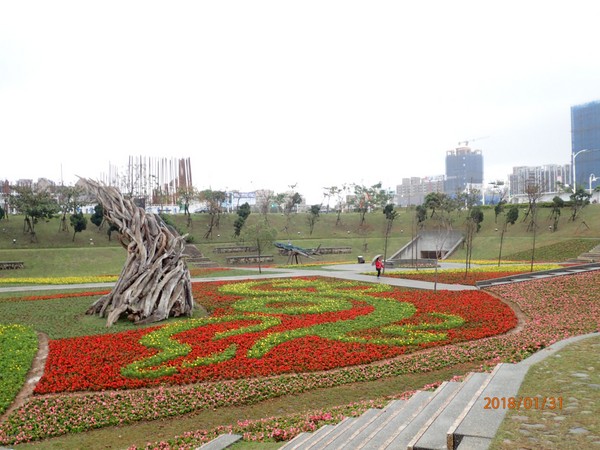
<box><xmin>464</xmin><ymin>205</ymin><xmax>484</xmax><ymax>273</ymax></box>
<box><xmin>321</xmin><ymin>186</ymin><xmax>336</xmax><ymax>213</ymax></box>
<box><xmin>415</xmin><ymin>204</ymin><xmax>427</xmax><ymax>228</ymax></box>
<box><xmin>456</xmin><ymin>186</ymin><xmax>481</xmax><ymax>210</ymax></box>
<box><xmin>177</xmin><ymin>186</ymin><xmax>200</xmax><ymax>228</ymax></box>
<box><xmin>233</xmin><ymin>202</ymin><xmax>251</xmax><ymax>237</ymax></box>
<box><xmin>382</xmin><ymin>204</ymin><xmax>398</xmax><ymax>274</ymax></box>
<box><xmin>327</xmin><ymin>185</ymin><xmax>348</xmax><ymax>226</ymax></box>
<box><xmin>351</xmin><ymin>182</ymin><xmax>392</xmax><ymax>226</ymax></box>
<box><xmin>281</xmin><ymin>188</ymin><xmax>303</xmax><ymax>236</ymax></box>
<box><xmin>199</xmin><ymin>189</ymin><xmax>227</xmax><ymax>239</ymax></box>
<box><xmin>256</xmin><ymin>191</ymin><xmax>275</xmax><ymax>222</ymax></box>
<box><xmin>506</xmin><ymin>205</ymin><xmax>519</xmax><ymax>225</ymax></box>
<box><xmin>488</xmin><ymin>181</ymin><xmax>508</xmax><ymax>206</ymax></box>
<box><xmin>273</xmin><ymin>193</ymin><xmax>287</xmax><ymax>213</ymax></box>
<box><xmin>107</xmin><ymin>222</ymin><xmax>120</xmax><ymax>241</ymax></box>
<box><xmin>494</xmin><ymin>200</ymin><xmax>506</xmax><ymax>224</ymax></box>
<box><xmin>497</xmin><ymin>205</ymin><xmax>519</xmax><ymax>267</ymax></box>
<box><xmin>549</xmin><ymin>196</ymin><xmax>564</xmax><ymax>232</ymax></box>
<box><xmin>423</xmin><ymin>192</ymin><xmax>445</xmax><ymax>219</ymax></box>
<box><xmin>569</xmin><ymin>187</ymin><xmax>590</xmax><ymax>221</ymax></box>
<box><xmin>522</xmin><ymin>183</ymin><xmax>543</xmax><ymax>231</ymax></box>
<box><xmin>69</xmin><ymin>212</ymin><xmax>87</xmax><ymax>242</ymax></box>
<box><xmin>242</xmin><ymin>218</ymin><xmax>277</xmax><ymax>274</ymax></box>
<box><xmin>307</xmin><ymin>204</ymin><xmax>320</xmax><ymax>236</ymax></box>
<box><xmin>91</xmin><ymin>204</ymin><xmax>104</xmax><ymax>230</ymax></box>
<box><xmin>56</xmin><ymin>186</ymin><xmax>83</xmax><ymax>233</ymax></box>
<box><xmin>284</xmin><ymin>192</ymin><xmax>303</xmax><ymax>215</ymax></box>
<box><xmin>469</xmin><ymin>206</ymin><xmax>484</xmax><ymax>232</ymax></box>
<box><xmin>10</xmin><ymin>185</ymin><xmax>59</xmax><ymax>242</ymax></box>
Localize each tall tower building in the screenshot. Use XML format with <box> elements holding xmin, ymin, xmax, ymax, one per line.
<box><xmin>444</xmin><ymin>146</ymin><xmax>483</xmax><ymax>195</ymax></box>
<box><xmin>571</xmin><ymin>100</ymin><xmax>600</xmax><ymax>190</ymax></box>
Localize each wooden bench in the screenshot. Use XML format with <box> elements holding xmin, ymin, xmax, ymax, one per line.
<box><xmin>225</xmin><ymin>255</ymin><xmax>273</xmax><ymax>265</ymax></box>
<box><xmin>214</xmin><ymin>246</ymin><xmax>258</xmax><ymax>254</ymax></box>
<box><xmin>0</xmin><ymin>261</ymin><xmax>25</xmax><ymax>270</ymax></box>
<box><xmin>318</xmin><ymin>247</ymin><xmax>352</xmax><ymax>254</ymax></box>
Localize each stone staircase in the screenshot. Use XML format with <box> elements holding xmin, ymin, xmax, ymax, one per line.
<box><xmin>183</xmin><ymin>244</ymin><xmax>219</xmax><ymax>268</ymax></box>
<box><xmin>277</xmin><ymin>363</ymin><xmax>524</xmax><ymax>450</ymax></box>
<box><xmin>569</xmin><ymin>243</ymin><xmax>600</xmax><ymax>263</ymax></box>
<box><xmin>196</xmin><ymin>362</ymin><xmax>529</xmax><ymax>450</ymax></box>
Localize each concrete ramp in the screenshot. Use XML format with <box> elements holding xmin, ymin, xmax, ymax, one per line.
<box><xmin>388</xmin><ymin>231</ymin><xmax>463</xmax><ymax>264</ymax></box>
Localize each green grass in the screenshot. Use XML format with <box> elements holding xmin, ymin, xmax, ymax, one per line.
<box><xmin>1</xmin><ymin>205</ymin><xmax>599</xmax><ymax>279</ymax></box>
<box><xmin>0</xmin><ymin>293</ymin><xmax>144</xmax><ymax>339</ymax></box>
<box><xmin>0</xmin><ymin>324</ymin><xmax>37</xmax><ymax>415</ymax></box>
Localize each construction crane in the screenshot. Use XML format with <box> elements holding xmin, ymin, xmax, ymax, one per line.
<box><xmin>458</xmin><ymin>136</ymin><xmax>490</xmax><ymax>147</ymax></box>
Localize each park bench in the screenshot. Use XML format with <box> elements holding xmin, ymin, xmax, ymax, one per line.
<box><xmin>214</xmin><ymin>246</ymin><xmax>258</xmax><ymax>254</ymax></box>
<box><xmin>0</xmin><ymin>261</ymin><xmax>25</xmax><ymax>270</ymax></box>
<box><xmin>317</xmin><ymin>246</ymin><xmax>352</xmax><ymax>254</ymax></box>
<box><xmin>225</xmin><ymin>255</ymin><xmax>273</xmax><ymax>265</ymax></box>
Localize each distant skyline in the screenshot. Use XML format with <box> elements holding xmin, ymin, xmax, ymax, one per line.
<box><xmin>2</xmin><ymin>1</ymin><xmax>600</xmax><ymax>204</ymax></box>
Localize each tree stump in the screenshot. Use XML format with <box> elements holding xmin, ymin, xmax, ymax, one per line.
<box><xmin>80</xmin><ymin>178</ymin><xmax>194</xmax><ymax>327</ymax></box>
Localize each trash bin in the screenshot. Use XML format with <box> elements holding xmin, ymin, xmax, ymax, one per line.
<box><xmin>357</xmin><ymin>256</ymin><xmax>365</xmax><ymax>264</ymax></box>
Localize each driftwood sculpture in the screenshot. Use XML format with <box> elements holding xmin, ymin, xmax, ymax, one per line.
<box><xmin>80</xmin><ymin>178</ymin><xmax>194</xmax><ymax>327</ymax></box>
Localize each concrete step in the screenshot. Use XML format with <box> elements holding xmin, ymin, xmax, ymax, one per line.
<box><xmin>305</xmin><ymin>417</ymin><xmax>359</xmax><ymax>449</ymax></box>
<box><xmin>279</xmin><ymin>424</ymin><xmax>337</xmax><ymax>450</ymax></box>
<box><xmin>319</xmin><ymin>408</ymin><xmax>386</xmax><ymax>450</ymax></box>
<box><xmin>280</xmin><ymin>364</ymin><xmax>533</xmax><ymax>450</ymax></box>
<box><xmin>196</xmin><ymin>433</ymin><xmax>242</xmax><ymax>449</ymax></box>
<box><xmin>321</xmin><ymin>400</ymin><xmax>408</xmax><ymax>450</ymax></box>
<box><xmin>364</xmin><ymin>382</ymin><xmax>463</xmax><ymax>450</ymax></box>
<box><xmin>349</xmin><ymin>393</ymin><xmax>433</xmax><ymax>449</ymax></box>
<box><xmin>408</xmin><ymin>372</ymin><xmax>489</xmax><ymax>450</ymax></box>
<box><xmin>448</xmin><ymin>363</ymin><xmax>528</xmax><ymax>450</ymax></box>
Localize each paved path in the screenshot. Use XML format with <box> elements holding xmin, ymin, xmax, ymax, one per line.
<box><xmin>0</xmin><ymin>262</ymin><xmax>477</xmax><ymax>294</ymax></box>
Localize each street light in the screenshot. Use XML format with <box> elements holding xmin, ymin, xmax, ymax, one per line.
<box><xmin>572</xmin><ymin>148</ymin><xmax>600</xmax><ymax>190</ymax></box>
<box><xmin>572</xmin><ymin>149</ymin><xmax>589</xmax><ymax>190</ymax></box>
<box><xmin>590</xmin><ymin>173</ymin><xmax>599</xmax><ymax>195</ymax></box>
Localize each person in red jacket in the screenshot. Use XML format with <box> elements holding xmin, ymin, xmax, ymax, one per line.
<box><xmin>375</xmin><ymin>257</ymin><xmax>384</xmax><ymax>278</ymax></box>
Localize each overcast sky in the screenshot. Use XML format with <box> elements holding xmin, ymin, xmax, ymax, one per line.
<box><xmin>1</xmin><ymin>1</ymin><xmax>599</xmax><ymax>204</ymax></box>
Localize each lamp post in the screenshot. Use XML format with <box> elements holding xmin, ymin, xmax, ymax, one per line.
<box><xmin>573</xmin><ymin>148</ymin><xmax>600</xmax><ymax>190</ymax></box>
<box><xmin>590</xmin><ymin>173</ymin><xmax>598</xmax><ymax>195</ymax></box>
<box><xmin>572</xmin><ymin>149</ymin><xmax>589</xmax><ymax>190</ymax></box>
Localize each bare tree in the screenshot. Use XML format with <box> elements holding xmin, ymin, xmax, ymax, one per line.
<box><xmin>496</xmin><ymin>205</ymin><xmax>518</xmax><ymax>266</ymax></box>
<box><xmin>200</xmin><ymin>189</ymin><xmax>226</xmax><ymax>239</ymax></box>
<box><xmin>80</xmin><ymin>178</ymin><xmax>194</xmax><ymax>327</ymax></box>
<box><xmin>522</xmin><ymin>183</ymin><xmax>543</xmax><ymax>231</ymax></box>
<box><xmin>177</xmin><ymin>186</ymin><xmax>199</xmax><ymax>228</ymax></box>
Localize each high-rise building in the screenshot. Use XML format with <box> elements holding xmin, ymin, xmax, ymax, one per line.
<box><xmin>571</xmin><ymin>100</ymin><xmax>600</xmax><ymax>191</ymax></box>
<box><xmin>508</xmin><ymin>164</ymin><xmax>571</xmax><ymax>198</ymax></box>
<box><xmin>395</xmin><ymin>176</ymin><xmax>444</xmax><ymax>207</ymax></box>
<box><xmin>444</xmin><ymin>146</ymin><xmax>483</xmax><ymax>195</ymax></box>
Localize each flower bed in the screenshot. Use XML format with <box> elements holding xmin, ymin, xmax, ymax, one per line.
<box><xmin>383</xmin><ymin>264</ymin><xmax>562</xmax><ymax>285</ymax></box>
<box><xmin>34</xmin><ymin>278</ymin><xmax>515</xmax><ymax>393</ymax></box>
<box><xmin>0</xmin><ymin>275</ymin><xmax>118</xmax><ymax>285</ymax></box>
<box><xmin>0</xmin><ymin>324</ymin><xmax>37</xmax><ymax>415</ymax></box>
<box><xmin>1</xmin><ymin>271</ymin><xmax>599</xmax><ymax>447</ymax></box>
<box><xmin>188</xmin><ymin>267</ymin><xmax>232</xmax><ymax>277</ymax></box>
